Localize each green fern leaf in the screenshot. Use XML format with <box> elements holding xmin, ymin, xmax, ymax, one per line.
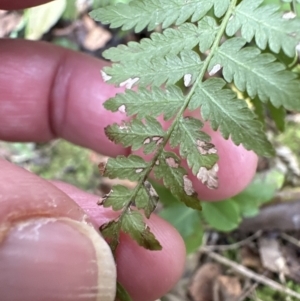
<box><xmin>210</xmin><ymin>38</ymin><xmax>300</xmax><ymax>111</ymax></box>
<box><xmin>267</xmin><ymin>102</ymin><xmax>286</xmax><ymax>132</ymax></box>
<box><xmin>99</xmin><ymin>155</ymin><xmax>149</xmax><ymax>181</ymax></box>
<box><xmin>135</xmin><ymin>181</ymin><xmax>159</xmax><ymax>218</ymax></box>
<box><xmin>170</xmin><ymin>117</ymin><xmax>219</xmax><ymax>174</ymax></box>
<box><xmin>104</xmin><ymin>86</ymin><xmax>183</xmax><ymax>121</ymax></box>
<box><xmin>226</xmin><ymin>0</ymin><xmax>300</xmax><ymax>57</ymax></box>
<box><xmin>100</xmin><ymin>220</ymin><xmax>121</xmax><ymax>252</ymax></box>
<box><xmin>121</xmin><ymin>210</ymin><xmax>162</xmax><ymax>250</ymax></box>
<box><xmin>105</xmin><ymin>116</ymin><xmax>165</xmax><ymax>154</ymax></box>
<box><xmin>101</xmin><ymin>182</ymin><xmax>158</xmax><ymax>218</ymax></box>
<box><xmin>90</xmin><ymin>0</ymin><xmax>229</xmax><ymax>32</ymax></box>
<box><xmin>154</xmin><ymin>151</ymin><xmax>202</xmax><ymax>210</ymax></box>
<box><xmin>103</xmin><ymin>50</ymin><xmax>202</xmax><ymax>87</ymax></box>
<box><xmin>101</xmin><ymin>184</ymin><xmax>131</xmax><ymax>211</ymax></box>
<box><xmin>189</xmin><ymin>78</ymin><xmax>274</xmax><ymax>157</ymax></box>
<box><xmin>101</xmin><ymin>211</ymin><xmax>161</xmax><ymax>251</ymax></box>
<box><xmin>103</xmin><ymin>17</ymin><xmax>218</xmax><ymax>63</ymax></box>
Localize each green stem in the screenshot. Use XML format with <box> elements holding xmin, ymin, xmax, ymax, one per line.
<box><xmin>292</xmin><ymin>0</ymin><xmax>298</xmax><ymax>16</ymax></box>
<box><xmin>119</xmin><ymin>0</ymin><xmax>237</xmax><ymax>219</ymax></box>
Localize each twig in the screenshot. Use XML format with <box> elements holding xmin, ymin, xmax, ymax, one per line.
<box><xmin>200</xmin><ymin>248</ymin><xmax>300</xmax><ymax>300</ymax></box>
<box><xmin>280</xmin><ymin>232</ymin><xmax>300</xmax><ymax>249</ymax></box>
<box><xmin>204</xmin><ymin>230</ymin><xmax>262</xmax><ymax>251</ymax></box>
<box><xmin>236</xmin><ymin>281</ymin><xmax>259</xmax><ymax>301</ymax></box>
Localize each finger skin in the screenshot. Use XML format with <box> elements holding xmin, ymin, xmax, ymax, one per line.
<box><xmin>0</xmin><ymin>0</ymin><xmax>51</xmax><ymax>9</ymax></box>
<box><xmin>0</xmin><ymin>160</ymin><xmax>185</xmax><ymax>301</ymax></box>
<box><xmin>52</xmin><ymin>181</ymin><xmax>186</xmax><ymax>301</ymax></box>
<box><xmin>0</xmin><ymin>39</ymin><xmax>126</xmax><ymax>158</ymax></box>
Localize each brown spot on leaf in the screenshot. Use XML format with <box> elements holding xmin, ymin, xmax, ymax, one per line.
<box><xmin>197</xmin><ymin>140</ymin><xmax>217</xmax><ymax>155</ymax></box>
<box><xmin>197</xmin><ymin>164</ymin><xmax>219</xmax><ymax>189</ymax></box>
<box><xmin>166</xmin><ymin>157</ymin><xmax>179</xmax><ymax>168</ymax></box>
<box><xmin>98</xmin><ymin>189</ymin><xmax>113</xmax><ymax>205</ymax></box>
<box><xmin>144</xmin><ymin>181</ymin><xmax>159</xmax><ymax>202</ymax></box>
<box><xmin>98</xmin><ymin>161</ymin><xmax>107</xmax><ymax>176</ymax></box>
<box><xmin>183</xmin><ymin>175</ymin><xmax>195</xmax><ymax>196</ymax></box>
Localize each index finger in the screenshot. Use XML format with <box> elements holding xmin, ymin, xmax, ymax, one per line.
<box><xmin>0</xmin><ymin>0</ymin><xmax>51</xmax><ymax>10</ymax></box>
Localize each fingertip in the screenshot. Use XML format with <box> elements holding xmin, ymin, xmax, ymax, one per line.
<box><xmin>52</xmin><ymin>182</ymin><xmax>186</xmax><ymax>301</ymax></box>
<box><xmin>116</xmin><ymin>215</ymin><xmax>186</xmax><ymax>301</ymax></box>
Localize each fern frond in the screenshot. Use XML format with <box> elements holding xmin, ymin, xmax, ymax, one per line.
<box><xmin>227</xmin><ymin>0</ymin><xmax>300</xmax><ymax>57</ymax></box>
<box><xmin>103</xmin><ymin>50</ymin><xmax>202</xmax><ymax>87</ymax></box>
<box><xmin>105</xmin><ymin>116</ymin><xmax>165</xmax><ymax>154</ymax></box>
<box><xmin>154</xmin><ymin>151</ymin><xmax>201</xmax><ymax>210</ymax></box>
<box><xmin>189</xmin><ymin>78</ymin><xmax>274</xmax><ymax>157</ymax></box>
<box><xmin>103</xmin><ymin>17</ymin><xmax>218</xmax><ymax>63</ymax></box>
<box><xmin>101</xmin><ymin>211</ymin><xmax>162</xmax><ymax>251</ymax></box>
<box><xmin>99</xmin><ymin>155</ymin><xmax>149</xmax><ymax>181</ymax></box>
<box><xmin>210</xmin><ymin>38</ymin><xmax>300</xmax><ymax>111</ymax></box>
<box><xmin>104</xmin><ymin>86</ymin><xmax>183</xmax><ymax>121</ymax></box>
<box><xmin>90</xmin><ymin>0</ymin><xmax>229</xmax><ymax>32</ymax></box>
<box><xmin>100</xmin><ymin>182</ymin><xmax>158</xmax><ymax>218</ymax></box>
<box><xmin>170</xmin><ymin>117</ymin><xmax>219</xmax><ymax>174</ymax></box>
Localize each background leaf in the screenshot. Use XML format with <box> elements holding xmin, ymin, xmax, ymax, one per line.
<box><xmin>232</xmin><ymin>169</ymin><xmax>284</xmax><ymax>217</ymax></box>
<box><xmin>25</xmin><ymin>0</ymin><xmax>66</xmax><ymax>40</ymax></box>
<box><xmin>155</xmin><ymin>183</ymin><xmax>203</xmax><ymax>253</ymax></box>
<box><xmin>202</xmin><ymin>200</ymin><xmax>241</xmax><ymax>232</ymax></box>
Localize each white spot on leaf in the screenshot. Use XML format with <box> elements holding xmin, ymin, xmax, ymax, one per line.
<box><xmin>136</xmin><ymin>168</ymin><xmax>144</xmax><ymax>174</ymax></box>
<box><xmin>118</xmin><ymin>105</ymin><xmax>126</xmax><ymax>113</ymax></box>
<box><xmin>184</xmin><ymin>74</ymin><xmax>192</xmax><ymax>87</ymax></box>
<box><xmin>101</xmin><ymin>70</ymin><xmax>112</xmax><ymax>82</ymax></box>
<box><xmin>144</xmin><ymin>181</ymin><xmax>159</xmax><ymax>200</ymax></box>
<box><xmin>283</xmin><ymin>11</ymin><xmax>296</xmax><ymax>20</ymax></box>
<box><xmin>166</xmin><ymin>157</ymin><xmax>179</xmax><ymax>168</ymax></box>
<box><xmin>119</xmin><ymin>122</ymin><xmax>129</xmax><ymax>132</ymax></box>
<box><xmin>152</xmin><ymin>136</ymin><xmax>163</xmax><ymax>145</ymax></box>
<box><xmin>183</xmin><ymin>175</ymin><xmax>195</xmax><ymax>196</ymax></box>
<box><xmin>120</xmin><ymin>77</ymin><xmax>139</xmax><ymax>89</ymax></box>
<box><xmin>197</xmin><ymin>164</ymin><xmax>219</xmax><ymax>189</ymax></box>
<box><xmin>209</xmin><ymin>64</ymin><xmax>222</xmax><ymax>76</ymax></box>
<box><xmin>155</xmin><ymin>160</ymin><xmax>160</xmax><ymax>165</ymax></box>
<box><xmin>197</xmin><ymin>140</ymin><xmax>217</xmax><ymax>155</ymax></box>
<box><xmin>144</xmin><ymin>138</ymin><xmax>151</xmax><ymax>144</ymax></box>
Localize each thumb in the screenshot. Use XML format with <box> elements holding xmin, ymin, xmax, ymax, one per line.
<box><xmin>0</xmin><ymin>159</ymin><xmax>116</xmax><ymax>301</ymax></box>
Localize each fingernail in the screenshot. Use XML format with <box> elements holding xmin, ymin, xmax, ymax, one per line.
<box><xmin>0</xmin><ymin>218</ymin><xmax>116</xmax><ymax>301</ymax></box>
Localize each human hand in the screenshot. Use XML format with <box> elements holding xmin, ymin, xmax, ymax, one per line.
<box><xmin>0</xmin><ymin>1</ymin><xmax>258</xmax><ymax>300</ymax></box>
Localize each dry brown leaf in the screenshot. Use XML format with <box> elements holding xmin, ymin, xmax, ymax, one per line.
<box><xmin>213</xmin><ymin>275</ymin><xmax>242</xmax><ymax>301</ymax></box>
<box><xmin>240</xmin><ymin>246</ymin><xmax>262</xmax><ymax>272</ymax></box>
<box><xmin>188</xmin><ymin>263</ymin><xmax>222</xmax><ymax>301</ymax></box>
<box><xmin>258</xmin><ymin>237</ymin><xmax>288</xmax><ymax>275</ymax></box>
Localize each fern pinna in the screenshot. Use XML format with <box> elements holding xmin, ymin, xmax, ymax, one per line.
<box><xmin>90</xmin><ymin>0</ymin><xmax>300</xmax><ymax>252</ymax></box>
